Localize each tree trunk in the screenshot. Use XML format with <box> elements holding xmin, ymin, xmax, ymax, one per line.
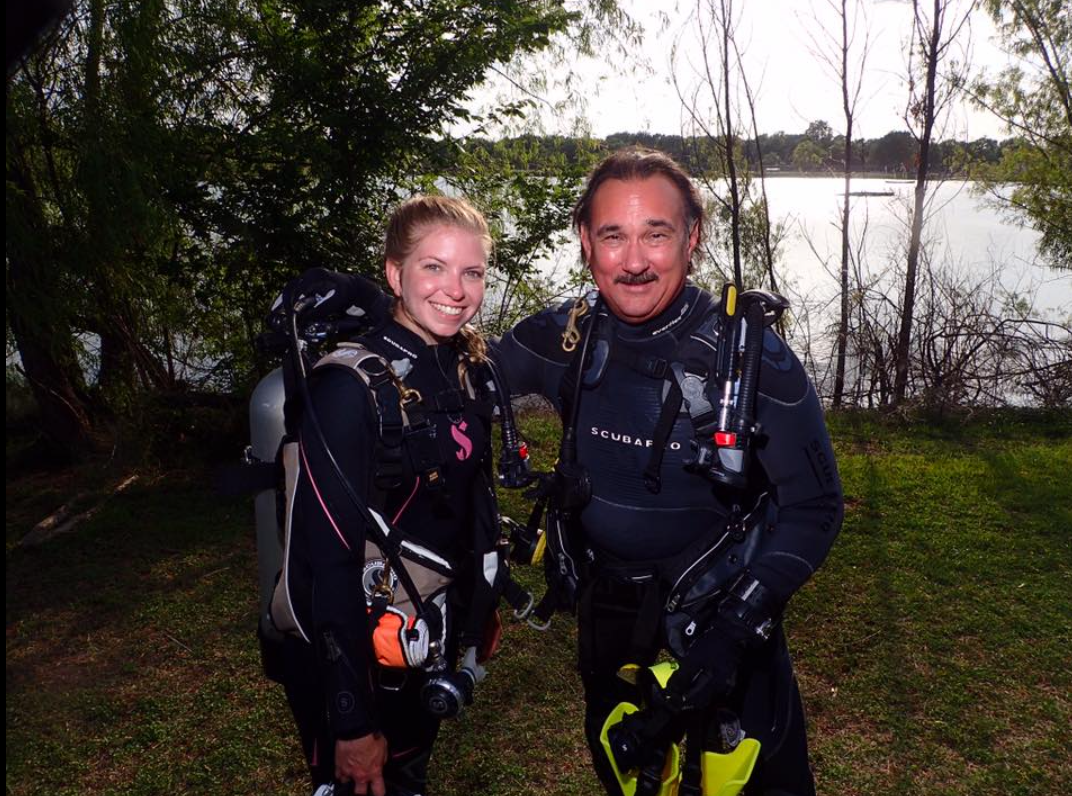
<box><xmin>7</xmin><ymin>154</ymin><xmax>95</xmax><ymax>454</ymax></box>
<box><xmin>8</xmin><ymin>314</ymin><xmax>94</xmax><ymax>455</ymax></box>
<box><xmin>894</xmin><ymin>0</ymin><xmax>941</xmax><ymax>405</ymax></box>
<box><xmin>97</xmin><ymin>325</ymin><xmax>140</xmax><ymax>399</ymax></box>
<box><xmin>833</xmin><ymin>0</ymin><xmax>854</xmax><ymax>408</ymax></box>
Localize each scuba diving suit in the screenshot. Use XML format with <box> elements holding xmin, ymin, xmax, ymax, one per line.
<box><xmin>281</xmin><ymin>318</ymin><xmax>496</xmax><ymax>795</ymax></box>
<box><xmin>494</xmin><ymin>284</ymin><xmax>844</xmax><ymax>796</ymax></box>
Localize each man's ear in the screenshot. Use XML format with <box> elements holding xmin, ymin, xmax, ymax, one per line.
<box><xmin>579</xmin><ymin>225</ymin><xmax>593</xmax><ymax>269</ymax></box>
<box><xmin>687</xmin><ymin>220</ymin><xmax>700</xmax><ymax>259</ymax></box>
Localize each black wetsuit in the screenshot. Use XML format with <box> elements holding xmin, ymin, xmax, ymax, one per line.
<box><xmin>282</xmin><ymin>319</ymin><xmax>494</xmax><ymax>795</ymax></box>
<box><xmin>495</xmin><ymin>284</ymin><xmax>844</xmax><ymax>796</ymax></box>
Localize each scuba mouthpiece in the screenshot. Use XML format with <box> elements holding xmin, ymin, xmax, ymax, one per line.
<box><xmin>420</xmin><ymin>646</ymin><xmax>486</xmax><ymax>718</ymax></box>
<box><xmin>485</xmin><ymin>356</ymin><xmax>533</xmax><ymax>490</ymax></box>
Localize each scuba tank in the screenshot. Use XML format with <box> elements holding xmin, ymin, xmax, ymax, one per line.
<box><xmin>249</xmin><ymin>368</ymin><xmax>286</xmax><ymax>646</ymax></box>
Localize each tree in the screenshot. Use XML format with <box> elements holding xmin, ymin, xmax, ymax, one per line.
<box><xmin>792</xmin><ymin>139</ymin><xmax>826</xmax><ymax>171</ymax></box>
<box><xmin>672</xmin><ymin>0</ymin><xmax>783</xmax><ymax>291</ymax></box>
<box><xmin>870</xmin><ymin>130</ymin><xmax>916</xmax><ymax>172</ymax></box>
<box><xmin>6</xmin><ymin>1</ymin><xmax>618</xmax><ymax>454</ymax></box>
<box><xmin>970</xmin><ymin>0</ymin><xmax>1072</xmax><ymax>269</ymax></box>
<box><xmin>804</xmin><ymin>0</ymin><xmax>871</xmax><ymax>407</ymax></box>
<box><xmin>805</xmin><ymin>119</ymin><xmax>835</xmax><ymax>148</ymax></box>
<box><xmin>893</xmin><ymin>0</ymin><xmax>974</xmax><ymax>405</ymax></box>
<box><xmin>447</xmin><ymin>136</ymin><xmax>604</xmax><ymax>332</ymax></box>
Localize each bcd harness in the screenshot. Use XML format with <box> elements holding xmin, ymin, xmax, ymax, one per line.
<box><xmin>270</xmin><ymin>309</ymin><xmax>534</xmax><ymax>682</ymax></box>
<box><xmin>517</xmin><ymin>285</ymin><xmax>789</xmax><ymax>630</ymax></box>
<box><xmin>513</xmin><ymin>284</ymin><xmax>790</xmax><ymax>796</ymax></box>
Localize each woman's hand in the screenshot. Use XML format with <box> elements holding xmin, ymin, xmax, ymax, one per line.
<box><xmin>335</xmin><ymin>732</ymin><xmax>388</xmax><ymax>796</ymax></box>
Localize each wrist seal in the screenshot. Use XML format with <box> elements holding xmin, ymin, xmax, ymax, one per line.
<box><xmin>719</xmin><ymin>572</ymin><xmax>778</xmax><ymax>642</ymax></box>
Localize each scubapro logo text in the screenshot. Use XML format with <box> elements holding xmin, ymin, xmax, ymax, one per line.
<box><xmin>590</xmin><ymin>426</ymin><xmax>681</xmax><ymax>450</ymax></box>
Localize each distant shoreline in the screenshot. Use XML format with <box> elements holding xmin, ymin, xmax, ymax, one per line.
<box><xmin>758</xmin><ymin>171</ymin><xmax>948</xmax><ymax>180</ymax></box>
<box><xmin>706</xmin><ymin>171</ymin><xmax>1011</xmax><ymax>185</ymax></box>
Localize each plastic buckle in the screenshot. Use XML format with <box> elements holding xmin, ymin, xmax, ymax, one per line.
<box><xmin>648</xmin><ymin>358</ymin><xmax>669</xmax><ymax>379</ymax></box>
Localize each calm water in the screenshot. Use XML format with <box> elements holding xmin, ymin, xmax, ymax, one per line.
<box><xmin>767</xmin><ymin>177</ymin><xmax>1069</xmax><ymax>314</ymax></box>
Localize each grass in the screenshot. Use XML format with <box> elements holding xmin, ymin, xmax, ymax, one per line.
<box><xmin>5</xmin><ymin>408</ymin><xmax>1071</xmax><ymax>795</ymax></box>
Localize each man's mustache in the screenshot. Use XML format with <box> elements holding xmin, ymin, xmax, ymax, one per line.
<box><xmin>614</xmin><ymin>271</ymin><xmax>657</xmax><ymax>285</ymax></box>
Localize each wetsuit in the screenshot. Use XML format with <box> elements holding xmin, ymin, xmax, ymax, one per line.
<box><xmin>281</xmin><ymin>318</ymin><xmax>494</xmax><ymax>795</ymax></box>
<box><xmin>495</xmin><ymin>283</ymin><xmax>844</xmax><ymax>796</ymax></box>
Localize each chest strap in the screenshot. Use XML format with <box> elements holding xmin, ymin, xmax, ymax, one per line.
<box><xmin>315</xmin><ymin>343</ymin><xmax>484</xmax><ymax>493</ymax></box>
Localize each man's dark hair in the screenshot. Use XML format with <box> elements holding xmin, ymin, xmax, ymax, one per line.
<box><xmin>572</xmin><ymin>146</ymin><xmax>705</xmax><ymax>246</ymax></box>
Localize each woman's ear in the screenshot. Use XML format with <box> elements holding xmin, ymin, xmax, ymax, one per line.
<box><xmin>385</xmin><ymin>258</ymin><xmax>403</xmax><ymax>298</ymax></box>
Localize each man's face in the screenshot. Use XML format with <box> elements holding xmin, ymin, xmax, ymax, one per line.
<box><xmin>580</xmin><ymin>175</ymin><xmax>699</xmax><ymax>324</ymax></box>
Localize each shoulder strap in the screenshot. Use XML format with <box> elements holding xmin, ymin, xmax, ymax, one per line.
<box><xmin>315</xmin><ymin>343</ymin><xmax>414</xmax><ymax>492</ymax></box>
<box><xmin>642</xmin><ymin>299</ymin><xmax>724</xmax><ymax>492</ymax></box>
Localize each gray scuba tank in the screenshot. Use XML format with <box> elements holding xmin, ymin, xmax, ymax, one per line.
<box><xmin>249</xmin><ymin>367</ymin><xmax>286</xmax><ymax>642</ymax></box>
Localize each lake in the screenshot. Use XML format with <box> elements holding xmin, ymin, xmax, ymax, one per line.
<box><xmin>767</xmin><ymin>177</ymin><xmax>1069</xmax><ymax>313</ymax></box>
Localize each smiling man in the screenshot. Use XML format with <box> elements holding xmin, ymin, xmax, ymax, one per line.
<box><xmin>579</xmin><ymin>170</ymin><xmax>699</xmax><ymax>324</ymax></box>
<box><xmin>495</xmin><ymin>148</ymin><xmax>843</xmax><ymax>796</ymax></box>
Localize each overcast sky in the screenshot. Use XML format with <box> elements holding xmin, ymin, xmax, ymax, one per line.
<box><xmin>506</xmin><ymin>0</ymin><xmax>1017</xmax><ymax>141</ymax></box>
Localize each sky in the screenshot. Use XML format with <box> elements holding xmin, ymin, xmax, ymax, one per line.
<box><xmin>493</xmin><ymin>0</ymin><xmax>1018</xmax><ymax>141</ymax></box>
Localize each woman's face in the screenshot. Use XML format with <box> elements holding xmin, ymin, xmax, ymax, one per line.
<box><xmin>386</xmin><ymin>223</ymin><xmax>487</xmax><ymax>343</ymax></box>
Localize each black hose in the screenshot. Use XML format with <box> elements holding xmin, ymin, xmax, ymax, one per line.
<box><xmin>734</xmin><ymin>299</ymin><xmax>765</xmax><ymax>434</ymax></box>
<box><xmin>288</xmin><ymin>311</ymin><xmax>431</xmax><ymax>627</ymax></box>
<box><xmin>485</xmin><ymin>355</ymin><xmax>520</xmax><ymax>450</ymax></box>
<box><xmin>562</xmin><ymin>297</ymin><xmax>602</xmax><ymax>465</ymax></box>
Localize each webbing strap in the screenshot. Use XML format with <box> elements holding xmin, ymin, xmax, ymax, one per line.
<box><xmin>365</xmin><ymin>367</ymin><xmax>407</xmax><ymax>489</ymax></box>
<box><xmin>679</xmin><ymin>714</ymin><xmax>707</xmax><ymax>795</ymax></box>
<box><xmin>642</xmin><ymin>379</ymin><xmax>683</xmax><ymax>494</ymax></box>
<box><xmin>429</xmin><ymin>388</ymin><xmax>464</xmax><ymax>414</ymax></box>
<box><xmin>314</xmin><ymin>346</ymin><xmax>409</xmax><ymax>491</ymax></box>
<box><xmin>627</xmin><ymin>579</ymin><xmax>666</xmax><ymax>666</ymax></box>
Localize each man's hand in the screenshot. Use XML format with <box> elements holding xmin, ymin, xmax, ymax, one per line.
<box><xmin>663</xmin><ymin>618</ymin><xmax>750</xmax><ymax>712</ymax></box>
<box><xmin>335</xmin><ymin>732</ymin><xmax>388</xmax><ymax>796</ymax></box>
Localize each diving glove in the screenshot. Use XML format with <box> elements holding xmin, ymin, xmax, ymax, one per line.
<box><xmin>663</xmin><ymin>615</ymin><xmax>751</xmax><ymax>712</ymax></box>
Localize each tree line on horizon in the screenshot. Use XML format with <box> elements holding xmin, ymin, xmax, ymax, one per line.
<box><xmin>463</xmin><ymin>123</ymin><xmax>1017</xmax><ymax>177</ymax></box>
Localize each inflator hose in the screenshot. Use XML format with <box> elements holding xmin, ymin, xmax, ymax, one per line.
<box><xmin>561</xmin><ymin>297</ymin><xmax>602</xmax><ymax>468</ymax></box>
<box><xmin>287</xmin><ymin>310</ymin><xmax>433</xmax><ymax>633</ymax></box>
<box><xmin>485</xmin><ymin>356</ymin><xmax>521</xmax><ymax>451</ymax></box>
<box><xmin>733</xmin><ymin>300</ymin><xmax>766</xmax><ymax>435</ymax></box>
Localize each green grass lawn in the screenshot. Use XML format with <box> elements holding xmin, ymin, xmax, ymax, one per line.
<box><xmin>6</xmin><ymin>409</ymin><xmax>1071</xmax><ymax>795</ymax></box>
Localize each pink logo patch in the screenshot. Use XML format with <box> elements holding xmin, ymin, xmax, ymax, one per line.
<box><xmin>452</xmin><ymin>420</ymin><xmax>473</xmax><ymax>461</ymax></box>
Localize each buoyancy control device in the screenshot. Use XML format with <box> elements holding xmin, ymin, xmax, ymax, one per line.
<box><xmin>511</xmin><ymin>285</ymin><xmax>790</xmax><ymax>629</ymax></box>
<box><xmin>246</xmin><ymin>283</ymin><xmax>535</xmax><ymax>715</ymax></box>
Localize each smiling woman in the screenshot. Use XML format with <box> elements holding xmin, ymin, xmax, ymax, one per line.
<box><xmin>269</xmin><ymin>194</ymin><xmax>505</xmax><ymax>796</ymax></box>
<box><xmin>385</xmin><ymin>201</ymin><xmax>490</xmax><ymax>344</ymax></box>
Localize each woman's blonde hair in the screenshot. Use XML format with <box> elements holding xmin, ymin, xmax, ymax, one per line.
<box><xmin>384</xmin><ymin>195</ymin><xmax>491</xmax><ymax>363</ymax></box>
